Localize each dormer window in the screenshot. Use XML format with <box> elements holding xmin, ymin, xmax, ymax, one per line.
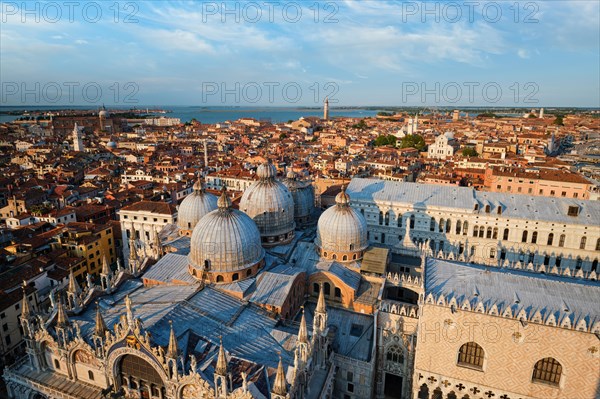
<box><xmin>567</xmin><ymin>206</ymin><xmax>579</xmax><ymax>217</ymax></box>
<box><xmin>485</xmin><ymin>205</ymin><xmax>490</xmax><ymax>213</ymax></box>
<box><xmin>474</xmin><ymin>204</ymin><xmax>479</xmax><ymax>211</ymax></box>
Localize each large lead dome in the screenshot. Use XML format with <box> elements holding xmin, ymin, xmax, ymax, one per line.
<box><xmin>177</xmin><ymin>178</ymin><xmax>218</xmax><ymax>236</ymax></box>
<box><xmin>240</xmin><ymin>161</ymin><xmax>295</xmax><ymax>246</ymax></box>
<box><xmin>315</xmin><ymin>186</ymin><xmax>368</xmax><ymax>262</ymax></box>
<box><xmin>189</xmin><ymin>189</ymin><xmax>264</xmax><ymax>283</ymax></box>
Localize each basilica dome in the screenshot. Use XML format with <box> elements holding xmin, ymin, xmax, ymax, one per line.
<box><xmin>177</xmin><ymin>178</ymin><xmax>218</xmax><ymax>236</ymax></box>
<box><xmin>315</xmin><ymin>186</ymin><xmax>368</xmax><ymax>262</ymax></box>
<box><xmin>239</xmin><ymin>161</ymin><xmax>295</xmax><ymax>246</ymax></box>
<box><xmin>283</xmin><ymin>170</ymin><xmax>314</xmax><ymax>227</ymax></box>
<box><xmin>189</xmin><ymin>189</ymin><xmax>264</xmax><ymax>283</ymax></box>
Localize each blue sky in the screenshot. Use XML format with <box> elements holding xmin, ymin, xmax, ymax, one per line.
<box><xmin>1</xmin><ymin>1</ymin><xmax>599</xmax><ymax>107</ymax></box>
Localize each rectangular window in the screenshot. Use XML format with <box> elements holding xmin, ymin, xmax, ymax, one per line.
<box><xmin>5</xmin><ymin>335</ymin><xmax>11</xmax><ymax>345</ymax></box>
<box><xmin>347</xmin><ymin>371</ymin><xmax>354</xmax><ymax>382</ymax></box>
<box><xmin>347</xmin><ymin>383</ymin><xmax>354</xmax><ymax>393</ymax></box>
<box><xmin>2</xmin><ymin>323</ymin><xmax>7</xmax><ymax>332</ymax></box>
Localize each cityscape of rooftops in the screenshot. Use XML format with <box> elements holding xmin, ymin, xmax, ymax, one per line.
<box><xmin>0</xmin><ymin>1</ymin><xmax>599</xmax><ymax>399</ymax></box>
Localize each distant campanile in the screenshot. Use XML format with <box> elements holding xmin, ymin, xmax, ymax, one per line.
<box><xmin>323</xmin><ymin>97</ymin><xmax>329</xmax><ymax>121</ymax></box>
<box><xmin>73</xmin><ymin>123</ymin><xmax>84</xmax><ymax>152</ymax></box>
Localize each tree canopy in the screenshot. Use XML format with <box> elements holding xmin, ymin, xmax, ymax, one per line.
<box><xmin>400</xmin><ymin>134</ymin><xmax>426</xmax><ymax>150</ymax></box>
<box><xmin>461</xmin><ymin>147</ymin><xmax>478</xmax><ymax>157</ymax></box>
<box><xmin>553</xmin><ymin>115</ymin><xmax>564</xmax><ymax>126</ymax></box>
<box><xmin>374</xmin><ymin>134</ymin><xmax>397</xmax><ymax>147</ymax></box>
<box><xmin>352</xmin><ymin>119</ymin><xmax>368</xmax><ymax>130</ymax></box>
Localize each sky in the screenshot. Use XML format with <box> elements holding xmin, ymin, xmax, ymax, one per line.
<box><xmin>1</xmin><ymin>0</ymin><xmax>599</xmax><ymax>107</ymax></box>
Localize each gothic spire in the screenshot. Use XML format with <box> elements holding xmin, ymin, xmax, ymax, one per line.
<box><xmin>166</xmin><ymin>321</ymin><xmax>179</xmax><ymax>359</ymax></box>
<box><xmin>101</xmin><ymin>255</ymin><xmax>111</xmax><ymax>276</ymax></box>
<box><xmin>67</xmin><ymin>269</ymin><xmax>81</xmax><ymax>294</ymax></box>
<box><xmin>56</xmin><ymin>297</ymin><xmax>70</xmax><ymax>328</ymax></box>
<box><xmin>94</xmin><ymin>303</ymin><xmax>107</xmax><ymax>337</ymax></box>
<box><xmin>298</xmin><ymin>307</ymin><xmax>308</xmax><ymax>343</ymax></box>
<box><xmin>316</xmin><ymin>283</ymin><xmax>326</xmax><ymax>314</ymax></box>
<box><xmin>20</xmin><ymin>285</ymin><xmax>31</xmax><ymax>318</ymax></box>
<box><xmin>272</xmin><ymin>354</ymin><xmax>287</xmax><ymax>395</ymax></box>
<box><xmin>215</xmin><ymin>337</ymin><xmax>228</xmax><ymax>375</ymax></box>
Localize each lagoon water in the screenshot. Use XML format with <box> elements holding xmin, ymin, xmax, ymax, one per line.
<box><xmin>0</xmin><ymin>106</ymin><xmax>381</xmax><ymax>124</ymax></box>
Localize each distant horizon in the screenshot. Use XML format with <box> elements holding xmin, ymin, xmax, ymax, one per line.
<box><xmin>2</xmin><ymin>105</ymin><xmax>599</xmax><ymax>110</ymax></box>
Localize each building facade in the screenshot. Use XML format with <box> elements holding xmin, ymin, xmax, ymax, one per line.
<box><xmin>347</xmin><ymin>178</ymin><xmax>600</xmax><ymax>273</ymax></box>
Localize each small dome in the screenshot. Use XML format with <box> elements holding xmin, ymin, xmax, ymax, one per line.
<box><xmin>189</xmin><ymin>189</ymin><xmax>264</xmax><ymax>279</ymax></box>
<box><xmin>106</xmin><ymin>141</ymin><xmax>117</xmax><ymax>149</ymax></box>
<box><xmin>444</xmin><ymin>131</ymin><xmax>454</xmax><ymax>139</ymax></box>
<box><xmin>177</xmin><ymin>179</ymin><xmax>218</xmax><ymax>234</ymax></box>
<box><xmin>99</xmin><ymin>109</ymin><xmax>109</xmax><ymax>118</ymax></box>
<box><xmin>316</xmin><ymin>186</ymin><xmax>368</xmax><ymax>261</ymax></box>
<box><xmin>283</xmin><ymin>174</ymin><xmax>314</xmax><ymax>227</ymax></box>
<box><xmin>240</xmin><ymin>161</ymin><xmax>295</xmax><ymax>246</ymax></box>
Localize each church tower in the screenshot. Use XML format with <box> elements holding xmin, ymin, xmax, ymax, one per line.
<box><xmin>72</xmin><ymin>123</ymin><xmax>84</xmax><ymax>152</ymax></box>
<box><xmin>323</xmin><ymin>97</ymin><xmax>329</xmax><ymax>121</ymax></box>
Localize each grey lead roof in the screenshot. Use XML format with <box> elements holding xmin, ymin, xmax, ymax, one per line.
<box><xmin>347</xmin><ymin>178</ymin><xmax>600</xmax><ymax>226</ymax></box>
<box><xmin>425</xmin><ymin>258</ymin><xmax>600</xmax><ymax>327</ymax></box>
<box><xmin>252</xmin><ymin>271</ymin><xmax>301</xmax><ymax>307</ymax></box>
<box><xmin>143</xmin><ymin>253</ymin><xmax>196</xmax><ymax>284</ymax></box>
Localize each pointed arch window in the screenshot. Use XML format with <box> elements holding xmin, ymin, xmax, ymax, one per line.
<box><xmin>386</xmin><ymin>345</ymin><xmax>404</xmax><ymax>365</ymax></box>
